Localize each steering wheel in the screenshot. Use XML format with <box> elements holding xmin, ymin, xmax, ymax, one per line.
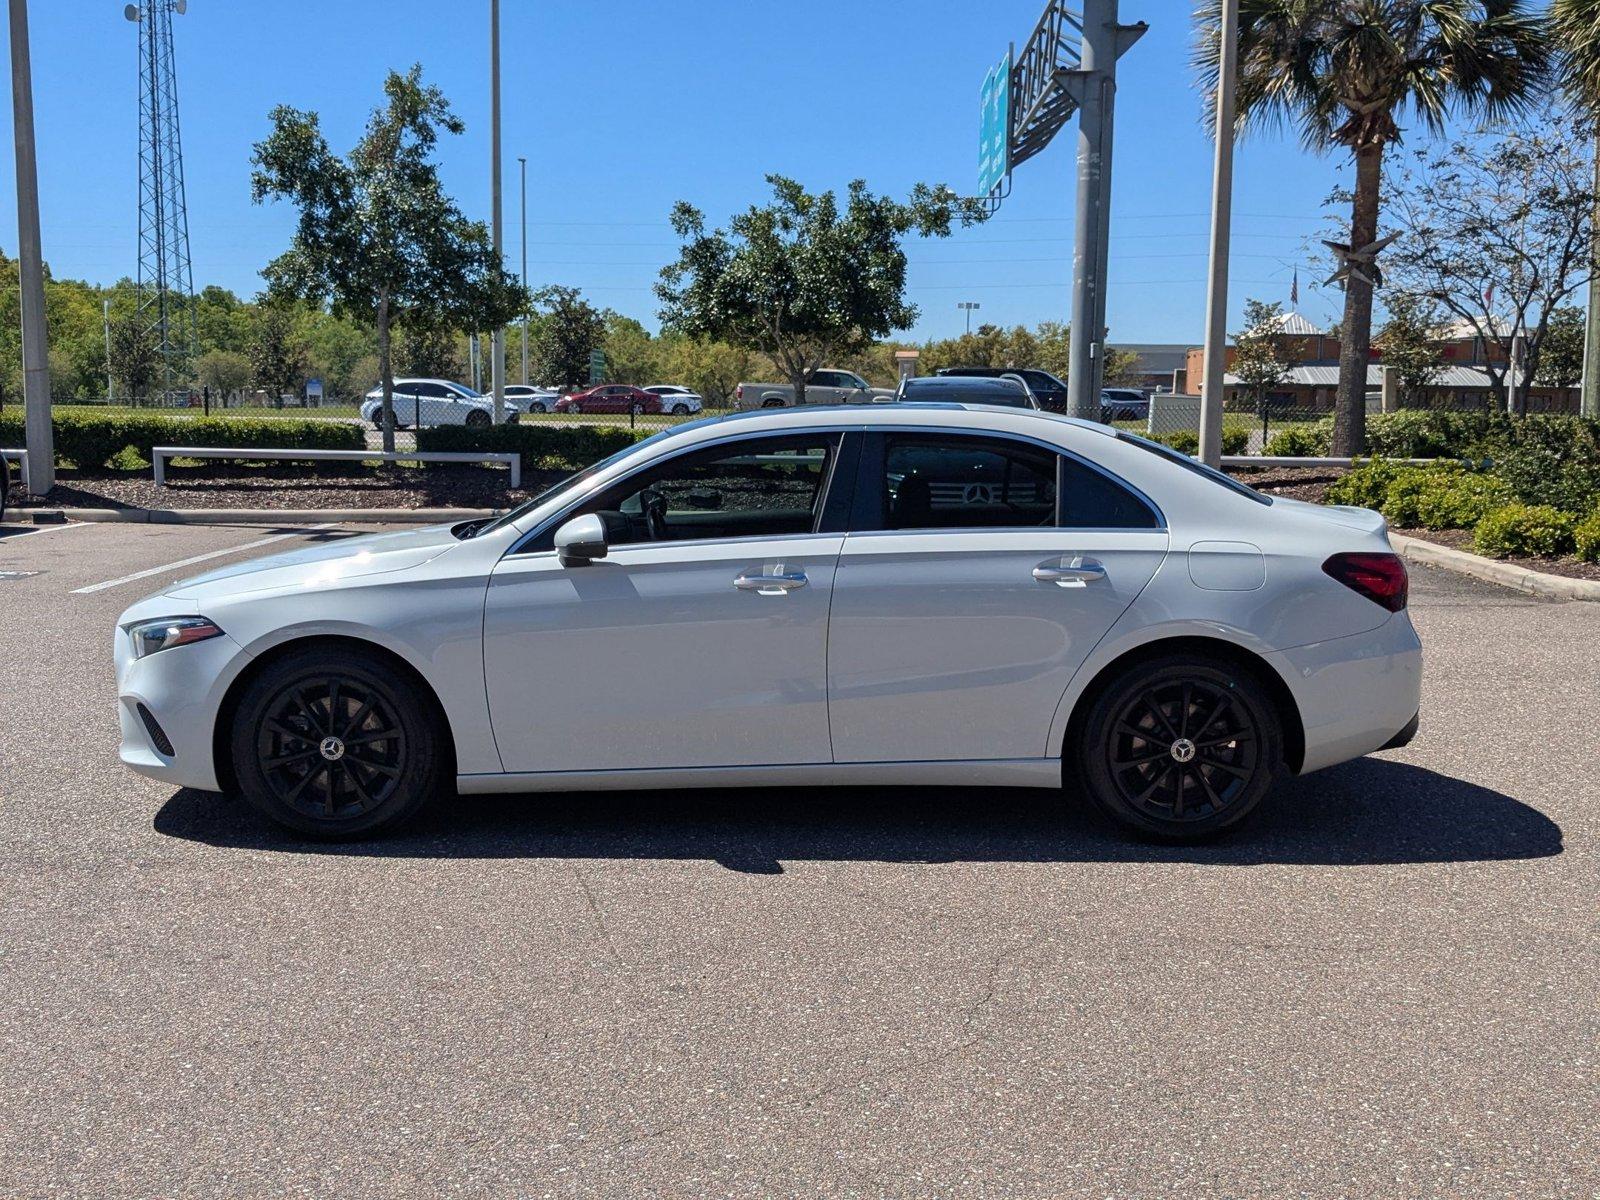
<box><xmin>639</xmin><ymin>487</ymin><xmax>669</xmax><ymax>541</ymax></box>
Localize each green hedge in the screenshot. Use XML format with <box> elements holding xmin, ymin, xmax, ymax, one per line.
<box><xmin>0</xmin><ymin>410</ymin><xmax>363</xmax><ymax>470</ymax></box>
<box><xmin>1473</xmin><ymin>503</ymin><xmax>1576</xmax><ymax>558</ymax></box>
<box><xmin>1149</xmin><ymin>427</ymin><xmax>1248</xmax><ymax>456</ymax></box>
<box><xmin>417</xmin><ymin>423</ymin><xmax>654</xmax><ymax>471</ymax></box>
<box><xmin>1574</xmin><ymin>509</ymin><xmax>1600</xmax><ymax>563</ymax></box>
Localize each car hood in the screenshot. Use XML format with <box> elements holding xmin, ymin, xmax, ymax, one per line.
<box><xmin>162</xmin><ymin>524</ymin><xmax>462</xmax><ymax>601</ymax></box>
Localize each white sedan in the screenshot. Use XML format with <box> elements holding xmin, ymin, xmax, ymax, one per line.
<box><xmin>642</xmin><ymin>385</ymin><xmax>704</xmax><ymax>415</ymax></box>
<box><xmin>113</xmin><ymin>405</ymin><xmax>1421</xmax><ymax>842</ymax></box>
<box><xmin>359</xmin><ymin>378</ymin><xmax>521</xmax><ymax>428</ymax></box>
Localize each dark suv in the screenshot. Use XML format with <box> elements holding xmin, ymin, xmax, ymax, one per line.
<box><xmin>935</xmin><ymin>366</ymin><xmax>1068</xmax><ymax>411</ymax></box>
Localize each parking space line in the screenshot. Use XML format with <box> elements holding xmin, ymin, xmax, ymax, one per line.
<box><xmin>0</xmin><ymin>521</ymin><xmax>94</xmax><ymax>542</ymax></box>
<box><xmin>70</xmin><ymin>523</ymin><xmax>341</xmax><ymax>595</ymax></box>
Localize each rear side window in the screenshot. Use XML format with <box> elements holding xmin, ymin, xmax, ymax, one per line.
<box><xmin>857</xmin><ymin>433</ymin><xmax>1159</xmax><ymax>531</ymax></box>
<box><xmin>1116</xmin><ymin>431</ymin><xmax>1271</xmax><ymax>505</ymax></box>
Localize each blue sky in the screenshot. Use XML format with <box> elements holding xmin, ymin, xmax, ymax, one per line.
<box><xmin>3</xmin><ymin>0</ymin><xmax>1377</xmax><ymax>344</ymax></box>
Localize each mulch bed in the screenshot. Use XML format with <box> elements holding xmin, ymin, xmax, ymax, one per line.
<box><xmin>6</xmin><ymin>462</ymin><xmax>564</xmax><ymax>512</ymax></box>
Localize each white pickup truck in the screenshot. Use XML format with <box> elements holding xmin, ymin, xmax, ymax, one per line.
<box><xmin>734</xmin><ymin>369</ymin><xmax>897</xmax><ymax>410</ymax></box>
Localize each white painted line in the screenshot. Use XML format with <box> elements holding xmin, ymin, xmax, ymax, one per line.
<box><xmin>70</xmin><ymin>523</ymin><xmax>340</xmax><ymax>595</ymax></box>
<box><xmin>0</xmin><ymin>521</ymin><xmax>94</xmax><ymax>542</ymax></box>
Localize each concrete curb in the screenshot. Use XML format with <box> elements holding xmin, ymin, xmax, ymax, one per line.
<box><xmin>1390</xmin><ymin>532</ymin><xmax>1600</xmax><ymax>602</ymax></box>
<box><xmin>34</xmin><ymin>507</ymin><xmax>499</xmax><ymax>526</ymax></box>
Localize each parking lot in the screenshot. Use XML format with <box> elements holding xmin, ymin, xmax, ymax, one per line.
<box><xmin>0</xmin><ymin>519</ymin><xmax>1595</xmax><ymax>1198</ymax></box>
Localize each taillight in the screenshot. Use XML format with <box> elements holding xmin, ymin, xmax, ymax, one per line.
<box><xmin>736</xmin><ymin>384</ymin><xmax>744</xmax><ymax>402</ymax></box>
<box><xmin>1322</xmin><ymin>552</ymin><xmax>1408</xmax><ymax>612</ymax></box>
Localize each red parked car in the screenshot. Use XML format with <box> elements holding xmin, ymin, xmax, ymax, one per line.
<box><xmin>554</xmin><ymin>384</ymin><xmax>663</xmax><ymax>415</ymax></box>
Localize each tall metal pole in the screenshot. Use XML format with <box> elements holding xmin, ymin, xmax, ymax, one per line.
<box><xmin>1198</xmin><ymin>0</ymin><xmax>1238</xmax><ymax>467</ymax></box>
<box><xmin>9</xmin><ymin>0</ymin><xmax>53</xmax><ymax>494</ymax></box>
<box><xmin>489</xmin><ymin>0</ymin><xmax>506</xmax><ymax>422</ymax></box>
<box><xmin>1065</xmin><ymin>0</ymin><xmax>1120</xmax><ymax>422</ymax></box>
<box><xmin>518</xmin><ymin>154</ymin><xmax>529</xmax><ymax>387</ymax></box>
<box><xmin>1581</xmin><ymin>135</ymin><xmax>1600</xmax><ymax>420</ymax></box>
<box><xmin>103</xmin><ymin>298</ymin><xmax>113</xmax><ymax>402</ymax></box>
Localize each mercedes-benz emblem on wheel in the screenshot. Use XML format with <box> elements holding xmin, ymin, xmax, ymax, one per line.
<box><xmin>318</xmin><ymin>736</ymin><xmax>346</xmax><ymax>762</ymax></box>
<box><xmin>1169</xmin><ymin>737</ymin><xmax>1197</xmax><ymax>763</ymax></box>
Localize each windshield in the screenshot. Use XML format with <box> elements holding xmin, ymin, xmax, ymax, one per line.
<box><xmin>473</xmin><ymin>427</ymin><xmax>683</xmax><ymax>536</ymax></box>
<box><xmin>1116</xmin><ymin>431</ymin><xmax>1271</xmax><ymax>505</ymax></box>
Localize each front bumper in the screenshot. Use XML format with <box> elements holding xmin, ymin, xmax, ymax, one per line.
<box><xmin>1269</xmin><ymin>611</ymin><xmax>1423</xmax><ymax>775</ymax></box>
<box><xmin>115</xmin><ymin>618</ymin><xmax>252</xmax><ymax>791</ymax></box>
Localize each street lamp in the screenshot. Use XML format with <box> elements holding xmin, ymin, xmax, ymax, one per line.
<box><xmin>519</xmin><ymin>155</ymin><xmax>528</xmax><ymax>387</ymax></box>
<box><xmin>958</xmin><ymin>301</ymin><xmax>981</xmax><ymax>334</ymax></box>
<box><xmin>488</xmin><ymin>0</ymin><xmax>505</xmax><ymax>422</ymax></box>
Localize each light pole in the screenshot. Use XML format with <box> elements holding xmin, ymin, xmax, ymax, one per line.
<box><xmin>519</xmin><ymin>154</ymin><xmax>529</xmax><ymax>387</ymax></box>
<box><xmin>9</xmin><ymin>0</ymin><xmax>53</xmax><ymax>494</ymax></box>
<box><xmin>1198</xmin><ymin>0</ymin><xmax>1238</xmax><ymax>467</ymax></box>
<box><xmin>488</xmin><ymin>0</ymin><xmax>505</xmax><ymax>422</ymax></box>
<box><xmin>103</xmin><ymin>298</ymin><xmax>113</xmax><ymax>402</ymax></box>
<box><xmin>958</xmin><ymin>301</ymin><xmax>981</xmax><ymax>334</ymax></box>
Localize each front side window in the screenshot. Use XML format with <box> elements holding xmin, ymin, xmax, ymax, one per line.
<box><xmin>565</xmin><ymin>434</ymin><xmax>840</xmax><ymax>547</ymax></box>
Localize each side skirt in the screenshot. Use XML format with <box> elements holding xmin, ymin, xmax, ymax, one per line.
<box><xmin>456</xmin><ymin>758</ymin><xmax>1063</xmax><ymax>795</ymax></box>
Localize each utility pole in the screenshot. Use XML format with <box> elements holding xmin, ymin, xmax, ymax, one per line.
<box><xmin>959</xmin><ymin>300</ymin><xmax>980</xmax><ymax>334</ymax></box>
<box><xmin>488</xmin><ymin>0</ymin><xmax>505</xmax><ymax>422</ymax></box>
<box><xmin>519</xmin><ymin>154</ymin><xmax>529</xmax><ymax>387</ymax></box>
<box><xmin>1582</xmin><ymin>140</ymin><xmax>1600</xmax><ymax>419</ymax></box>
<box><xmin>1064</xmin><ymin>0</ymin><xmax>1139</xmax><ymax>422</ymax></box>
<box><xmin>9</xmin><ymin>0</ymin><xmax>53</xmax><ymax>494</ymax></box>
<box><xmin>103</xmin><ymin>298</ymin><xmax>114</xmax><ymax>403</ymax></box>
<box><xmin>1198</xmin><ymin>0</ymin><xmax>1238</xmax><ymax>467</ymax></box>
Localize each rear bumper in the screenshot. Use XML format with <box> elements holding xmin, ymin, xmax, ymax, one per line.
<box><xmin>1269</xmin><ymin>612</ymin><xmax>1423</xmax><ymax>775</ymax></box>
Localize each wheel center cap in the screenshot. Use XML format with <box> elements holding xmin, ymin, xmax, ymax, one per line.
<box><xmin>318</xmin><ymin>736</ymin><xmax>346</xmax><ymax>762</ymax></box>
<box><xmin>1169</xmin><ymin>737</ymin><xmax>1197</xmax><ymax>764</ymax></box>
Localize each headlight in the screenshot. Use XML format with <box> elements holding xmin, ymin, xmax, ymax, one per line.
<box><xmin>126</xmin><ymin>616</ymin><xmax>225</xmax><ymax>659</ymax></box>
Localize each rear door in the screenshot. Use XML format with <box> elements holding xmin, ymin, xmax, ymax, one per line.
<box><xmin>826</xmin><ymin>429</ymin><xmax>1169</xmax><ymax>763</ymax></box>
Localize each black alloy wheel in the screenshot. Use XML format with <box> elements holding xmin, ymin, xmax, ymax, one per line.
<box><xmin>231</xmin><ymin>647</ymin><xmax>444</xmax><ymax>838</ymax></box>
<box><xmin>1078</xmin><ymin>654</ymin><xmax>1281</xmax><ymax>840</ymax></box>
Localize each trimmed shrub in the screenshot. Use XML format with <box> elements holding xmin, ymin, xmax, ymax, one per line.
<box><xmin>1574</xmin><ymin>508</ymin><xmax>1600</xmax><ymax>563</ymax></box>
<box><xmin>1412</xmin><ymin>470</ymin><xmax>1513</xmax><ymax>530</ymax></box>
<box><xmin>1472</xmin><ymin>503</ymin><xmax>1576</xmax><ymax>558</ymax></box>
<box><xmin>1150</xmin><ymin>429</ymin><xmax>1198</xmax><ymax>454</ymax></box>
<box><xmin>1325</xmin><ymin>459</ymin><xmax>1407</xmax><ymax>510</ymax></box>
<box><xmin>0</xmin><ymin>410</ymin><xmax>362</xmax><ymax>469</ymax></box>
<box><xmin>418</xmin><ymin>422</ymin><xmax>654</xmax><ymax>471</ymax></box>
<box><xmin>1222</xmin><ymin>426</ymin><xmax>1250</xmax><ymax>455</ymax></box>
<box><xmin>1264</xmin><ymin>422</ymin><xmax>1330</xmax><ymax>457</ymax></box>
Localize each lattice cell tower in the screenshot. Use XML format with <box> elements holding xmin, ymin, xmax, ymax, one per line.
<box><xmin>125</xmin><ymin>0</ymin><xmax>196</xmax><ymax>400</ymax></box>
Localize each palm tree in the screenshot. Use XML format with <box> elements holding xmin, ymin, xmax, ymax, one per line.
<box><xmin>1195</xmin><ymin>1</ymin><xmax>1550</xmax><ymax>454</ymax></box>
<box><xmin>1550</xmin><ymin>0</ymin><xmax>1600</xmax><ymax>419</ymax></box>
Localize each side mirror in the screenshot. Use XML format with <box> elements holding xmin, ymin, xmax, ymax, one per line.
<box><xmin>555</xmin><ymin>513</ymin><xmax>608</xmax><ymax>566</ymax></box>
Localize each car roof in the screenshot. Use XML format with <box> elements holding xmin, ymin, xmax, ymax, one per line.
<box><xmin>904</xmin><ymin>375</ymin><xmax>1027</xmax><ymax>391</ymax></box>
<box><xmin>668</xmin><ymin>402</ymin><xmax>1114</xmax><ymax>438</ymax></box>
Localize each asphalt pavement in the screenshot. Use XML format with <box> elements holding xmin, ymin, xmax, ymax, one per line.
<box><xmin>0</xmin><ymin>520</ymin><xmax>1595</xmax><ymax>1198</ymax></box>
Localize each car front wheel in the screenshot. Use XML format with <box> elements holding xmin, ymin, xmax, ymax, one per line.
<box><xmin>465</xmin><ymin>409</ymin><xmax>490</xmax><ymax>428</ymax></box>
<box><xmin>671</xmin><ymin>403</ymin><xmax>690</xmax><ymax>415</ymax></box>
<box><xmin>1076</xmin><ymin>653</ymin><xmax>1281</xmax><ymax>840</ymax></box>
<box><xmin>567</xmin><ymin>401</ymin><xmax>582</xmax><ymax>414</ymax></box>
<box><xmin>529</xmin><ymin>401</ymin><xmax>547</xmax><ymax>413</ymax></box>
<box><xmin>230</xmin><ymin>647</ymin><xmax>446</xmax><ymax>839</ymax></box>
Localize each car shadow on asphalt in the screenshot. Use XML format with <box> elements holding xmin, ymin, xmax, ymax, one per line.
<box><xmin>153</xmin><ymin>757</ymin><xmax>1562</xmax><ymax>873</ymax></box>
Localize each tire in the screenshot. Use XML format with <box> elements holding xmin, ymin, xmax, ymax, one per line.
<box><xmin>529</xmin><ymin>401</ymin><xmax>547</xmax><ymax>414</ymax></box>
<box><xmin>630</xmin><ymin>402</ymin><xmax>644</xmax><ymax>415</ymax></box>
<box><xmin>671</xmin><ymin>403</ymin><xmax>690</xmax><ymax>416</ymax></box>
<box><xmin>1075</xmin><ymin>652</ymin><xmax>1283</xmax><ymax>841</ymax></box>
<box><xmin>465</xmin><ymin>409</ymin><xmax>490</xmax><ymax>429</ymax></box>
<box><xmin>761</xmin><ymin>398</ymin><xmax>784</xmax><ymax>409</ymax></box>
<box><xmin>229</xmin><ymin>646</ymin><xmax>447</xmax><ymax>839</ymax></box>
<box><xmin>567</xmin><ymin>401</ymin><xmax>583</xmax><ymax>414</ymax></box>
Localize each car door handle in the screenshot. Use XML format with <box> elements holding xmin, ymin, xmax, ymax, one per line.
<box><xmin>734</xmin><ymin>571</ymin><xmax>808</xmax><ymax>594</ymax></box>
<box><xmin>1033</xmin><ymin>558</ymin><xmax>1106</xmax><ymax>587</ymax></box>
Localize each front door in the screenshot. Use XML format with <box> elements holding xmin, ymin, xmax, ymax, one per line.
<box><xmin>826</xmin><ymin>430</ymin><xmax>1169</xmax><ymax>763</ymax></box>
<box><xmin>484</xmin><ymin>431</ymin><xmax>848</xmax><ymax>774</ymax></box>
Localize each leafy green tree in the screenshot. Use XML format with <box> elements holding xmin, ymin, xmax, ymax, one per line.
<box><xmin>109</xmin><ymin>315</ymin><xmax>160</xmax><ymax>404</ymax></box>
<box><xmin>248</xmin><ymin>302</ymin><xmax>308</xmax><ymax>407</ymax></box>
<box><xmin>1534</xmin><ymin>304</ymin><xmax>1586</xmax><ymax>388</ymax></box>
<box><xmin>195</xmin><ymin>349</ymin><xmax>253</xmax><ymax>400</ymax></box>
<box><xmin>658</xmin><ymin>336</ymin><xmax>751</xmax><ymax>407</ymax></box>
<box><xmin>531</xmin><ymin>286</ymin><xmax>606</xmax><ymax>388</ymax></box>
<box><xmin>657</xmin><ymin>175</ymin><xmax>983</xmax><ymax>406</ymax></box>
<box><xmin>1550</xmin><ymin>0</ymin><xmax>1600</xmax><ymax>418</ymax></box>
<box><xmin>396</xmin><ymin>323</ymin><xmax>463</xmax><ymax>380</ymax></box>
<box><xmin>1375</xmin><ymin>291</ymin><xmax>1445</xmax><ymax>404</ymax></box>
<box><xmin>602</xmin><ymin>313</ymin><xmax>660</xmax><ymax>385</ymax></box>
<box><xmin>250</xmin><ymin>65</ymin><xmax>528</xmax><ymax>451</ymax></box>
<box><xmin>1232</xmin><ymin>299</ymin><xmax>1292</xmax><ymax>409</ymax></box>
<box><xmin>1196</xmin><ymin>0</ymin><xmax>1549</xmax><ymax>454</ymax></box>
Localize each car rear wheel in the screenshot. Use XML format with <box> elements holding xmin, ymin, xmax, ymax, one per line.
<box><xmin>230</xmin><ymin>647</ymin><xmax>446</xmax><ymax>839</ymax></box>
<box><xmin>529</xmin><ymin>401</ymin><xmax>547</xmax><ymax>413</ymax></box>
<box><xmin>671</xmin><ymin>403</ymin><xmax>690</xmax><ymax>415</ymax></box>
<box><xmin>1076</xmin><ymin>653</ymin><xmax>1282</xmax><ymax>841</ymax></box>
<box><xmin>465</xmin><ymin>409</ymin><xmax>490</xmax><ymax>428</ymax></box>
<box><xmin>630</xmin><ymin>402</ymin><xmax>644</xmax><ymax>415</ymax></box>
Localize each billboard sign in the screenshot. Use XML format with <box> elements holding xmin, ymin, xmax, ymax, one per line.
<box><xmin>979</xmin><ymin>51</ymin><xmax>1012</xmax><ymax>197</ymax></box>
